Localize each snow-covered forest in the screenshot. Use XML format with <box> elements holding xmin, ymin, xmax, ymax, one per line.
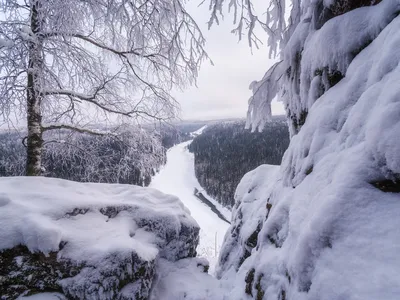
<box><xmin>1</xmin><ymin>0</ymin><xmax>400</xmax><ymax>299</ymax></box>
<box><xmin>0</xmin><ymin>127</ymin><xmax>166</xmax><ymax>186</ymax></box>
<box><xmin>189</xmin><ymin>118</ymin><xmax>289</xmax><ymax>207</ymax></box>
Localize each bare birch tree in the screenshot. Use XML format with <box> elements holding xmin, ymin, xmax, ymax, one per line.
<box><xmin>0</xmin><ymin>0</ymin><xmax>208</xmax><ymax>175</ymax></box>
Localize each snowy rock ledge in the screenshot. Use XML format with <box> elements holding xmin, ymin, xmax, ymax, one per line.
<box><xmin>0</xmin><ymin>177</ymin><xmax>200</xmax><ymax>299</ymax></box>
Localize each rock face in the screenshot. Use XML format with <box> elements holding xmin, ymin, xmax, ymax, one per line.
<box><xmin>0</xmin><ymin>177</ymin><xmax>199</xmax><ymax>299</ymax></box>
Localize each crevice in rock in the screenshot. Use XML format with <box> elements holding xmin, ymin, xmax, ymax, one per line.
<box><xmin>99</xmin><ymin>205</ymin><xmax>131</xmax><ymax>219</ymax></box>
<box><xmin>245</xmin><ymin>222</ymin><xmax>262</xmax><ymax>249</ymax></box>
<box><xmin>370</xmin><ymin>178</ymin><xmax>400</xmax><ymax>193</ymax></box>
<box><xmin>280</xmin><ymin>289</ymin><xmax>287</xmax><ymax>300</ymax></box>
<box><xmin>244</xmin><ymin>268</ymin><xmax>255</xmax><ymax>296</ymax></box>
<box><xmin>65</xmin><ymin>207</ymin><xmax>89</xmax><ymax>217</ymax></box>
<box><xmin>330</xmin><ymin>0</ymin><xmax>382</xmax><ymax>17</ymax></box>
<box><xmin>291</xmin><ymin>110</ymin><xmax>308</xmax><ymax>134</ymax></box>
<box><xmin>238</xmin><ymin>249</ymin><xmax>251</xmax><ymax>269</ymax></box>
<box><xmin>305</xmin><ymin>166</ymin><xmax>313</xmax><ymax>176</ymax></box>
<box><xmin>266</xmin><ymin>202</ymin><xmax>272</xmax><ymax>219</ymax></box>
<box><xmin>255</xmin><ymin>273</ymin><xmax>265</xmax><ymax>300</ymax></box>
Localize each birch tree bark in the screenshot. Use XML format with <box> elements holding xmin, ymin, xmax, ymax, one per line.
<box><xmin>26</xmin><ymin>0</ymin><xmax>44</xmax><ymax>175</ymax></box>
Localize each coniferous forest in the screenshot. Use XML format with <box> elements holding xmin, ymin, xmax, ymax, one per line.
<box><xmin>189</xmin><ymin>117</ymin><xmax>289</xmax><ymax>207</ymax></box>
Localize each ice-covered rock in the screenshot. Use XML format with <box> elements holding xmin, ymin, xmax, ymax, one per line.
<box><xmin>0</xmin><ymin>177</ymin><xmax>199</xmax><ymax>299</ymax></box>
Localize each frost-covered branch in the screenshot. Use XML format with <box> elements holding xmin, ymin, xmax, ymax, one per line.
<box><xmin>245</xmin><ymin>61</ymin><xmax>285</xmax><ymax>132</ymax></box>
<box><xmin>207</xmin><ymin>0</ymin><xmax>288</xmax><ymax>51</ymax></box>
<box><xmin>41</xmin><ymin>124</ymin><xmax>107</xmax><ymax>136</ymax></box>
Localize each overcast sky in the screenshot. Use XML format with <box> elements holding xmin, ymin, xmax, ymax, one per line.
<box><xmin>0</xmin><ymin>2</ymin><xmax>286</xmax><ymax>130</ymax></box>
<box><xmin>176</xmin><ymin>1</ymin><xmax>285</xmax><ymax>121</ymax></box>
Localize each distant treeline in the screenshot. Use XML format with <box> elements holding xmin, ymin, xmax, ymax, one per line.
<box><xmin>159</xmin><ymin>125</ymin><xmax>192</xmax><ymax>149</ymax></box>
<box><xmin>0</xmin><ymin>127</ymin><xmax>165</xmax><ymax>186</ymax></box>
<box><xmin>188</xmin><ymin>118</ymin><xmax>289</xmax><ymax>208</ymax></box>
<box><xmin>150</xmin><ymin>121</ymin><xmax>208</xmax><ymax>149</ymax></box>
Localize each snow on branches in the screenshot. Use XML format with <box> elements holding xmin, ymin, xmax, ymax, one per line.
<box><xmin>0</xmin><ymin>0</ymin><xmax>209</xmax><ymax>175</ymax></box>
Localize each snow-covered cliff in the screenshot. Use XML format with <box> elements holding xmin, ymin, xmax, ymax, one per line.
<box><xmin>216</xmin><ymin>1</ymin><xmax>400</xmax><ymax>299</ymax></box>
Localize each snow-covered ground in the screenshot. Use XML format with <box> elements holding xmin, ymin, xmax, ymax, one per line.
<box><xmin>150</xmin><ymin>140</ymin><xmax>230</xmax><ymax>273</ymax></box>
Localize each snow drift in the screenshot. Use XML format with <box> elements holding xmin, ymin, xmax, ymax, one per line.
<box><xmin>0</xmin><ymin>177</ymin><xmax>200</xmax><ymax>299</ymax></box>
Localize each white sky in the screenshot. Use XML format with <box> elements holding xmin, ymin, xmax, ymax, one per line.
<box><xmin>176</xmin><ymin>1</ymin><xmax>286</xmax><ymax>121</ymax></box>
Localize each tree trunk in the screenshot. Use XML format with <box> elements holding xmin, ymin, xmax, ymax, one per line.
<box><xmin>26</xmin><ymin>72</ymin><xmax>43</xmax><ymax>176</ymax></box>
<box><xmin>25</xmin><ymin>1</ymin><xmax>43</xmax><ymax>176</ymax></box>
